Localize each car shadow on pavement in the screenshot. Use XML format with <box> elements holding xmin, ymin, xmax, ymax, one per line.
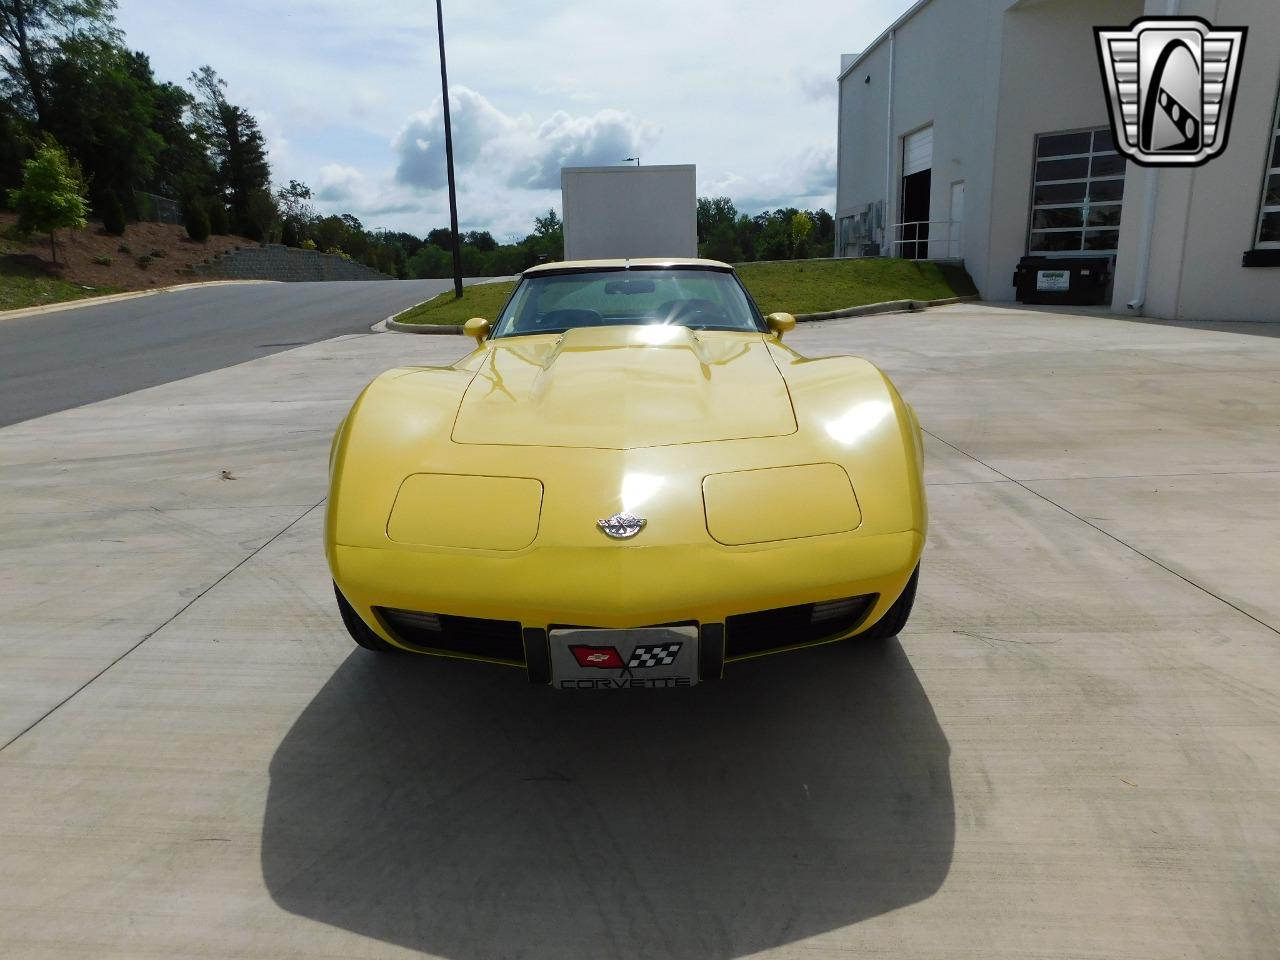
<box><xmin>261</xmin><ymin>638</ymin><xmax>953</xmax><ymax>959</ymax></box>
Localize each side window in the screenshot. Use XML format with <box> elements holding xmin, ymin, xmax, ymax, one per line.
<box><xmin>1255</xmin><ymin>84</ymin><xmax>1280</xmax><ymax>249</ymax></box>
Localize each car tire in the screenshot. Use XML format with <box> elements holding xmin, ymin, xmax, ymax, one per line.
<box><xmin>334</xmin><ymin>582</ymin><xmax>401</xmax><ymax>653</ymax></box>
<box><xmin>857</xmin><ymin>564</ymin><xmax>919</xmax><ymax>642</ymax></box>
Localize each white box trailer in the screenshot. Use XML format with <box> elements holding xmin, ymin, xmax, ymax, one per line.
<box><xmin>561</xmin><ymin>164</ymin><xmax>697</xmax><ymax>260</ymax></box>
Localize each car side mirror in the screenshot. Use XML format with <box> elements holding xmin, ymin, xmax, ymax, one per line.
<box><xmin>464</xmin><ymin>317</ymin><xmax>490</xmax><ymax>346</ymax></box>
<box><xmin>765</xmin><ymin>312</ymin><xmax>796</xmax><ymax>340</ymax></box>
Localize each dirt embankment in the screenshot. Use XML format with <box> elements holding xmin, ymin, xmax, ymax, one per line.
<box><xmin>1</xmin><ymin>212</ymin><xmax>248</xmax><ymax>292</ymax></box>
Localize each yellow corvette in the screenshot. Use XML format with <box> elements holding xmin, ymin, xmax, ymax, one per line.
<box><xmin>326</xmin><ymin>259</ymin><xmax>925</xmax><ymax>687</ymax></box>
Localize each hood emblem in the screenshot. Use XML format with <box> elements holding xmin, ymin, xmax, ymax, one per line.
<box><xmin>597</xmin><ymin>513</ymin><xmax>647</xmax><ymax>540</ymax></box>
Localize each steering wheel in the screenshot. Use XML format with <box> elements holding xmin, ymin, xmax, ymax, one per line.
<box><xmin>536</xmin><ymin>308</ymin><xmax>603</xmax><ymax>330</ymax></box>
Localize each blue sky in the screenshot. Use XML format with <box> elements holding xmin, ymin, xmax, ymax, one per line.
<box><xmin>116</xmin><ymin>0</ymin><xmax>911</xmax><ymax>239</ymax></box>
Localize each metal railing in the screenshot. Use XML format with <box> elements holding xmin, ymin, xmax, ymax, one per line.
<box><xmin>889</xmin><ymin>219</ymin><xmax>962</xmax><ymax>260</ymax></box>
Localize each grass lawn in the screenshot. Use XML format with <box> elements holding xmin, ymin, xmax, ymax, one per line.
<box><xmin>0</xmin><ymin>256</ymin><xmax>122</xmax><ymax>312</ymax></box>
<box><xmin>394</xmin><ymin>280</ymin><xmax>516</xmax><ymax>326</ymax></box>
<box><xmin>736</xmin><ymin>258</ymin><xmax>976</xmax><ymax>316</ymax></box>
<box><xmin>393</xmin><ymin>259</ymin><xmax>977</xmax><ymax>325</ymax></box>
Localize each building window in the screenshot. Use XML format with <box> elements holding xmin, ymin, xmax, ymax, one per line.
<box><xmin>1027</xmin><ymin>127</ymin><xmax>1125</xmax><ymax>255</ymax></box>
<box><xmin>1255</xmin><ymin>87</ymin><xmax>1280</xmax><ymax>249</ymax></box>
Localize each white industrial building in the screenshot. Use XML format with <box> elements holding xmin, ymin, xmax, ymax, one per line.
<box><xmin>835</xmin><ymin>0</ymin><xmax>1280</xmax><ymax>321</ymax></box>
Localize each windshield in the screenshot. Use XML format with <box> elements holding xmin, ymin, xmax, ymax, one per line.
<box><xmin>491</xmin><ymin>269</ymin><xmax>765</xmax><ymax>338</ymax></box>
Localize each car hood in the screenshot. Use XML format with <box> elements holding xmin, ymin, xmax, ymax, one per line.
<box><xmin>450</xmin><ymin>326</ymin><xmax>797</xmax><ymax>449</ymax></box>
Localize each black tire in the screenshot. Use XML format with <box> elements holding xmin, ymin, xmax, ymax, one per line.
<box><xmin>333</xmin><ymin>582</ymin><xmax>401</xmax><ymax>653</ymax></box>
<box><xmin>858</xmin><ymin>564</ymin><xmax>919</xmax><ymax>642</ymax></box>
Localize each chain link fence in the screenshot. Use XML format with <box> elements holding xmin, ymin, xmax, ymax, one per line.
<box><xmin>133</xmin><ymin>190</ymin><xmax>183</xmax><ymax>225</ymax></box>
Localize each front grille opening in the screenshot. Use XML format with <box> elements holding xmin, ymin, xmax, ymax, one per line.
<box><xmin>725</xmin><ymin>593</ymin><xmax>877</xmax><ymax>659</ymax></box>
<box><xmin>375</xmin><ymin>607</ymin><xmax>525</xmax><ymax>663</ymax></box>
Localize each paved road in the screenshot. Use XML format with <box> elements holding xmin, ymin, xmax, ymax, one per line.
<box><xmin>1</xmin><ymin>306</ymin><xmax>1277</xmax><ymax>958</ymax></box>
<box><xmin>0</xmin><ymin>279</ymin><xmax>471</xmax><ymax>426</ymax></box>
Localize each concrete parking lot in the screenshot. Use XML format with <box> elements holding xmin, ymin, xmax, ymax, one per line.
<box><xmin>1</xmin><ymin>303</ymin><xmax>1277</xmax><ymax>958</ymax></box>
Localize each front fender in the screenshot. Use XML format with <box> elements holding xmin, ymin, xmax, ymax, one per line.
<box><xmin>768</xmin><ymin>342</ymin><xmax>927</xmax><ymax>541</ymax></box>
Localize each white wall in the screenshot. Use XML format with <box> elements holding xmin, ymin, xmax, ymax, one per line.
<box><xmin>561</xmin><ymin>165</ymin><xmax>697</xmax><ymax>261</ymax></box>
<box><xmin>1112</xmin><ymin>0</ymin><xmax>1280</xmax><ymax>321</ymax></box>
<box><xmin>985</xmin><ymin>0</ymin><xmax>1144</xmax><ymax>299</ymax></box>
<box><xmin>836</xmin><ymin>0</ymin><xmax>1003</xmax><ymax>266</ymax></box>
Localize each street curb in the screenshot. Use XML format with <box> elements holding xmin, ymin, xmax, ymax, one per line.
<box><xmin>0</xmin><ymin>279</ymin><xmax>280</xmax><ymax>321</ymax></box>
<box><xmin>384</xmin><ymin>317</ymin><xmax>464</xmax><ymax>335</ymax></box>
<box><xmin>794</xmin><ymin>295</ymin><xmax>979</xmax><ymax>322</ymax></box>
<box><xmin>379</xmin><ymin>293</ymin><xmax>981</xmax><ymax>334</ymax></box>
<box><xmin>377</xmin><ymin>276</ymin><xmax>516</xmax><ymax>335</ymax></box>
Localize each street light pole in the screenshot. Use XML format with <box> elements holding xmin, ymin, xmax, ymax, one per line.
<box><xmin>435</xmin><ymin>0</ymin><xmax>463</xmax><ymax>298</ymax></box>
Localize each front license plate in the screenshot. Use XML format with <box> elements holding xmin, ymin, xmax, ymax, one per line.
<box><xmin>549</xmin><ymin>626</ymin><xmax>700</xmax><ymax>689</ymax></box>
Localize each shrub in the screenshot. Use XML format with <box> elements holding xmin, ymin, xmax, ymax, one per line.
<box><xmin>208</xmin><ymin>203</ymin><xmax>229</xmax><ymax>235</ymax></box>
<box><xmin>280</xmin><ymin>219</ymin><xmax>300</xmax><ymax>247</ymax></box>
<box><xmin>92</xmin><ymin>255</ymin><xmax>113</xmax><ymax>266</ymax></box>
<box><xmin>136</xmin><ymin>254</ymin><xmax>153</xmax><ymax>269</ymax></box>
<box><xmin>117</xmin><ymin>243</ymin><xmax>132</xmax><ymax>254</ymax></box>
<box><xmin>149</xmin><ymin>248</ymin><xmax>167</xmax><ymax>258</ymax></box>
<box><xmin>100</xmin><ymin>191</ymin><xmax>126</xmax><ymax>236</ymax></box>
<box><xmin>299</xmin><ymin>238</ymin><xmax>317</xmax><ymax>251</ymax></box>
<box><xmin>184</xmin><ymin>200</ymin><xmax>210</xmax><ymax>242</ymax></box>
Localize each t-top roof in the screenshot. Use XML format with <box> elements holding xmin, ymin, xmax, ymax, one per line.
<box><xmin>523</xmin><ymin>258</ymin><xmax>733</xmax><ymax>276</ymax></box>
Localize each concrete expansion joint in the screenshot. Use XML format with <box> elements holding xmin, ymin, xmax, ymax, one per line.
<box><xmin>0</xmin><ymin>498</ymin><xmax>328</xmax><ymax>753</ymax></box>
<box><xmin>923</xmin><ymin>428</ymin><xmax>1280</xmax><ymax>640</ymax></box>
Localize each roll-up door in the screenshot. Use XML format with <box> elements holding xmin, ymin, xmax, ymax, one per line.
<box><xmin>903</xmin><ymin>126</ymin><xmax>933</xmax><ymax>176</ymax></box>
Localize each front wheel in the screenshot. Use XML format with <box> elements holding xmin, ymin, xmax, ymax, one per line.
<box><xmin>858</xmin><ymin>564</ymin><xmax>919</xmax><ymax>642</ymax></box>
<box><xmin>334</xmin><ymin>582</ymin><xmax>401</xmax><ymax>653</ymax></box>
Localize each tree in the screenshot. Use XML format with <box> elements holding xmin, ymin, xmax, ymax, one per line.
<box><xmin>0</xmin><ymin>97</ymin><xmax>34</xmax><ymax>195</ymax></box>
<box><xmin>149</xmin><ymin>79</ymin><xmax>212</xmax><ymax>202</ymax></box>
<box><xmin>243</xmin><ymin>186</ymin><xmax>277</xmax><ymax>242</ymax></box>
<box><xmin>0</xmin><ymin>0</ymin><xmax>118</xmax><ymax>127</ymax></box>
<box><xmin>275</xmin><ymin>177</ymin><xmax>314</xmax><ymax>244</ymax></box>
<box><xmin>790</xmin><ymin>211</ymin><xmax>814</xmax><ymax>260</ymax></box>
<box><xmin>312</xmin><ymin>214</ymin><xmax>346</xmax><ymax>253</ymax></box>
<box><xmin>8</xmin><ymin>140</ymin><xmax>87</xmax><ymax>262</ymax></box>
<box><xmin>696</xmin><ymin>196</ymin><xmax>737</xmax><ymax>243</ymax></box>
<box><xmin>462</xmin><ymin>229</ymin><xmax>495</xmax><ymax>252</ymax></box>
<box><xmin>183</xmin><ymin>197</ymin><xmax>209</xmax><ymax>241</ymax></box>
<box><xmin>408</xmin><ymin>242</ymin><xmax>450</xmax><ymax>279</ymax></box>
<box><xmin>811</xmin><ymin>209</ymin><xmax>834</xmax><ymax>257</ymax></box>
<box><xmin>99</xmin><ymin>187</ymin><xmax>124</xmax><ymax>234</ymax></box>
<box><xmin>426</xmin><ymin>227</ymin><xmax>453</xmax><ymax>249</ymax></box>
<box><xmin>188</xmin><ymin>65</ymin><xmax>270</xmax><ymax>233</ymax></box>
<box><xmin>534</xmin><ymin>208</ymin><xmax>561</xmax><ymax>237</ymax></box>
<box><xmin>43</xmin><ymin>38</ymin><xmax>164</xmax><ymax>212</ymax></box>
<box><xmin>275</xmin><ymin>179</ymin><xmax>312</xmax><ymax>222</ymax></box>
<box><xmin>702</xmin><ymin>223</ymin><xmax>741</xmax><ymax>264</ymax></box>
<box><xmin>529</xmin><ymin>208</ymin><xmax>563</xmax><ymax>261</ymax></box>
<box><xmin>756</xmin><ymin>211</ymin><xmax>792</xmax><ymax>261</ymax></box>
<box><xmin>207</xmin><ymin>201</ymin><xmax>229</xmax><ymax>235</ymax></box>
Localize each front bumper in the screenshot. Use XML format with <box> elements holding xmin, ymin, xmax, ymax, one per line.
<box><xmin>331</xmin><ymin>529</ymin><xmax>923</xmax><ymax>680</ymax></box>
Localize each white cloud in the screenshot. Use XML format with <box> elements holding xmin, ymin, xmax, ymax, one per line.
<box><xmin>703</xmin><ymin>144</ymin><xmax>836</xmax><ymax>213</ymax></box>
<box><xmin>392</xmin><ymin>86</ymin><xmax>659</xmax><ymax>194</ymax></box>
<box><xmin>113</xmin><ymin>0</ymin><xmax>915</xmax><ymax>237</ymax></box>
<box><xmin>518</xmin><ymin>109</ymin><xmax>660</xmax><ymax>188</ymax></box>
<box><xmin>314</xmin><ymin>163</ymin><xmax>367</xmax><ymax>203</ymax></box>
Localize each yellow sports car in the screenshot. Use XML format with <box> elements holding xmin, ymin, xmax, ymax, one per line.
<box><xmin>326</xmin><ymin>259</ymin><xmax>925</xmax><ymax>687</ymax></box>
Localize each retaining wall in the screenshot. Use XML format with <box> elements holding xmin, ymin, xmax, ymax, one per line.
<box><xmin>193</xmin><ymin>244</ymin><xmax>392</xmax><ymax>282</ymax></box>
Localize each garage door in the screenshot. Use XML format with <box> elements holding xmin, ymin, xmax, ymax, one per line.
<box><xmin>903</xmin><ymin>126</ymin><xmax>933</xmax><ymax>176</ymax></box>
